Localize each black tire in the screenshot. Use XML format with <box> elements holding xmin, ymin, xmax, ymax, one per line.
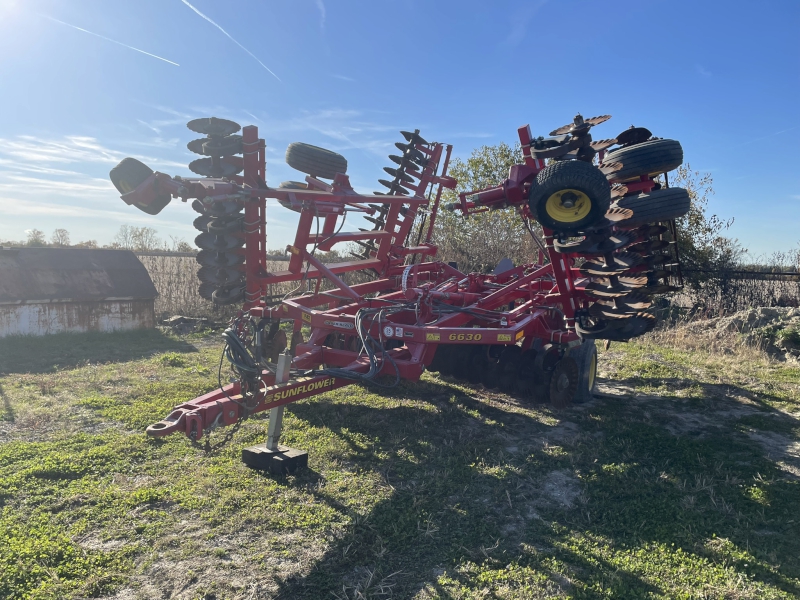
<box><xmin>602</xmin><ymin>139</ymin><xmax>683</xmax><ymax>183</ymax></box>
<box><xmin>568</xmin><ymin>341</ymin><xmax>597</xmax><ymax>403</ymax></box>
<box><xmin>615</xmin><ymin>187</ymin><xmax>691</xmax><ymax>227</ymax></box>
<box><xmin>532</xmin><ymin>346</ymin><xmax>559</xmax><ymax>403</ymax></box>
<box><xmin>285</xmin><ymin>143</ymin><xmax>347</xmax><ymax>180</ymax></box>
<box><xmin>514</xmin><ymin>350</ymin><xmax>540</xmax><ymax>401</ymax></box>
<box><xmin>530</xmin><ymin>160</ymin><xmax>611</xmax><ymax>234</ymax></box>
<box><xmin>109</xmin><ymin>158</ymin><xmax>171</xmax><ymax>215</ymax></box>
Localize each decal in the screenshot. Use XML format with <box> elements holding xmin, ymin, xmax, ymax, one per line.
<box><xmin>426</xmin><ymin>333</ymin><xmax>441</xmax><ymax>341</ymax></box>
<box><xmin>395</xmin><ymin>326</ymin><xmax>403</xmax><ymax>337</ymax></box>
<box><xmin>324</xmin><ymin>320</ymin><xmax>354</xmax><ymax>330</ymax></box>
<box><xmin>448</xmin><ymin>332</ymin><xmax>482</xmax><ymax>341</ymax></box>
<box><xmin>302</xmin><ymin>312</ymin><xmax>312</xmax><ymax>323</ymax></box>
<box><xmin>383</xmin><ymin>325</ymin><xmax>394</xmax><ymax>337</ymax></box>
<box><xmin>497</xmin><ymin>333</ymin><xmax>512</xmax><ymax>342</ymax></box>
<box><xmin>269</xmin><ymin>377</ymin><xmax>336</xmax><ymax>402</ymax></box>
<box><xmin>515</xmin><ymin>330</ymin><xmax>524</xmax><ymax>341</ymax></box>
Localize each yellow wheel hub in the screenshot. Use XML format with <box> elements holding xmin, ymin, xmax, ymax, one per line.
<box><xmin>587</xmin><ymin>351</ymin><xmax>597</xmax><ymax>390</ymax></box>
<box><xmin>545</xmin><ymin>188</ymin><xmax>592</xmax><ymax>223</ymax></box>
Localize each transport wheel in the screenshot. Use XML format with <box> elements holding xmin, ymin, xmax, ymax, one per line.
<box><xmin>602</xmin><ymin>139</ymin><xmax>683</xmax><ymax>183</ymax></box>
<box><xmin>614</xmin><ymin>187</ymin><xmax>691</xmax><ymax>227</ymax></box>
<box><xmin>549</xmin><ymin>357</ymin><xmax>579</xmax><ymax>408</ymax></box>
<box><xmin>529</xmin><ymin>160</ymin><xmax>611</xmax><ymax>234</ymax></box>
<box><xmin>109</xmin><ymin>158</ymin><xmax>171</xmax><ymax>215</ymax></box>
<box><xmin>569</xmin><ymin>341</ymin><xmax>598</xmax><ymax>403</ymax></box>
<box><xmin>285</xmin><ymin>142</ymin><xmax>348</xmax><ymax>180</ymax></box>
<box><xmin>498</xmin><ymin>346</ymin><xmax>523</xmax><ymax>393</ymax></box>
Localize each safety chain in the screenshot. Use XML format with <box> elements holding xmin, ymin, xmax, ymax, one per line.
<box><xmin>189</xmin><ymin>410</ymin><xmax>250</xmax><ymax>454</ymax></box>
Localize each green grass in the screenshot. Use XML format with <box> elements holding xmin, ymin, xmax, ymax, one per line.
<box><xmin>0</xmin><ymin>329</ymin><xmax>799</xmax><ymax>599</ymax></box>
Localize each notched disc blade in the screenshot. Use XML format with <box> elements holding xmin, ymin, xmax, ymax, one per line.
<box><xmin>605</xmin><ymin>207</ymin><xmax>633</xmax><ymax>222</ymax></box>
<box><xmin>627</xmin><ymin>239</ymin><xmax>671</xmax><ymax>254</ymax></box>
<box><xmin>610</xmin><ymin>184</ymin><xmax>629</xmax><ymax>200</ymax></box>
<box><xmin>591</xmin><ymin>138</ymin><xmax>617</xmax><ymax>152</ymax></box>
<box><xmin>599</xmin><ymin>161</ymin><xmax>623</xmax><ymax>176</ymax></box>
<box><xmin>383</xmin><ymin>167</ymin><xmax>414</xmax><ymax>183</ymax></box>
<box><xmin>616</xmin><ymin>126</ymin><xmax>653</xmax><ymax>147</ymax></box>
<box><xmin>195</xmin><ymin>232</ymin><xmax>243</xmax><ymax>251</ymax></box>
<box><xmin>187</xmin><ymin>117</ymin><xmax>241</xmax><ymax>137</ymax></box>
<box><xmin>585</xmin><ymin>114</ymin><xmax>612</xmax><ymax>126</ymax></box>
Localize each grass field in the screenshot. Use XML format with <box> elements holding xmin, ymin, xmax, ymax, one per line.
<box><xmin>1</xmin><ymin>327</ymin><xmax>799</xmax><ymax>599</ymax></box>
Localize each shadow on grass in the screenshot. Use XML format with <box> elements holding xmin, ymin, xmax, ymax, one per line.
<box><xmin>272</xmin><ymin>375</ymin><xmax>800</xmax><ymax>598</ymax></box>
<box><xmin>0</xmin><ymin>329</ymin><xmax>197</xmax><ymax>375</ymax></box>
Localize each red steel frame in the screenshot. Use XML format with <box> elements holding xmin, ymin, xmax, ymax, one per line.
<box><xmin>125</xmin><ymin>125</ymin><xmax>601</xmax><ymax>442</ymax></box>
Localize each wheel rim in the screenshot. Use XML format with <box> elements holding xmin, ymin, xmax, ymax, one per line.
<box><xmin>545</xmin><ymin>188</ymin><xmax>592</xmax><ymax>223</ymax></box>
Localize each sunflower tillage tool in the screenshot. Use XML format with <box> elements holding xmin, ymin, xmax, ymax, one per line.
<box><xmin>108</xmin><ymin>113</ymin><xmax>690</xmax><ymax>473</ymax></box>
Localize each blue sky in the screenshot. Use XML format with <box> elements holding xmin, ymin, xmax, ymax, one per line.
<box><xmin>0</xmin><ymin>0</ymin><xmax>797</xmax><ymax>256</ymax></box>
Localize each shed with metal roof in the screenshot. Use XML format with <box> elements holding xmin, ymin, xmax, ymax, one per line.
<box><xmin>0</xmin><ymin>247</ymin><xmax>158</xmax><ymax>337</ymax></box>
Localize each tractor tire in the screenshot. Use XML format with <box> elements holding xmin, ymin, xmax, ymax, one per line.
<box><xmin>532</xmin><ymin>346</ymin><xmax>559</xmax><ymax>403</ymax></box>
<box><xmin>568</xmin><ymin>341</ymin><xmax>598</xmax><ymax>403</ymax></box>
<box><xmin>285</xmin><ymin>143</ymin><xmax>347</xmax><ymax>180</ymax></box>
<box><xmin>602</xmin><ymin>139</ymin><xmax>683</xmax><ymax>183</ymax></box>
<box><xmin>109</xmin><ymin>158</ymin><xmax>171</xmax><ymax>215</ymax></box>
<box><xmin>530</xmin><ymin>160</ymin><xmax>611</xmax><ymax>234</ymax></box>
<box><xmin>615</xmin><ymin>187</ymin><xmax>691</xmax><ymax>227</ymax></box>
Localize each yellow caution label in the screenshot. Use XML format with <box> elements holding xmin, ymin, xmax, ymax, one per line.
<box><xmin>302</xmin><ymin>312</ymin><xmax>312</xmax><ymax>323</ymax></box>
<box><xmin>497</xmin><ymin>333</ymin><xmax>512</xmax><ymax>342</ymax></box>
<box><xmin>426</xmin><ymin>333</ymin><xmax>441</xmax><ymax>341</ymax></box>
<box><xmin>515</xmin><ymin>330</ymin><xmax>524</xmax><ymax>341</ymax></box>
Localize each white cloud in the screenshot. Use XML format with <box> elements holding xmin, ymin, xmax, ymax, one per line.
<box><xmin>503</xmin><ymin>1</ymin><xmax>548</xmax><ymax>48</ymax></box>
<box><xmin>316</xmin><ymin>0</ymin><xmax>326</xmax><ymax>30</ymax></box>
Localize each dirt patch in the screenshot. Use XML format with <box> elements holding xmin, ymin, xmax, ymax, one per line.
<box><xmin>534</xmin><ymin>469</ymin><xmax>581</xmax><ymax>509</ymax></box>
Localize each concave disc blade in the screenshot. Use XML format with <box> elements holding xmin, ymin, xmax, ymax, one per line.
<box><xmin>599</xmin><ymin>161</ymin><xmax>623</xmax><ymax>176</ymax></box>
<box><xmin>187</xmin><ymin>117</ymin><xmax>241</xmax><ymax>137</ymax></box>
<box><xmin>187</xmin><ymin>138</ymin><xmax>207</xmax><ymax>155</ymax></box>
<box><xmin>627</xmin><ymin>239</ymin><xmax>671</xmax><ymax>254</ymax></box>
<box><xmin>585</xmin><ymin>114</ymin><xmax>612</xmax><ymax>126</ymax></box>
<box><xmin>579</xmin><ymin>252</ymin><xmax>642</xmax><ymax>275</ymax></box>
<box><xmin>193</xmin><ymin>215</ymin><xmax>213</xmax><ymax>232</ymax></box>
<box><xmin>189</xmin><ymin>158</ymin><xmax>243</xmax><ymax>178</ymax></box>
<box><xmin>615</xmin><ymin>126</ymin><xmax>652</xmax><ymax>147</ymax></box>
<box><xmin>196</xmin><ymin>250</ymin><xmax>244</xmax><ymax>268</ymax></box>
<box><xmin>555</xmin><ymin>232</ymin><xmax>631</xmax><ymax>255</ymax></box>
<box><xmin>197</xmin><ymin>266</ymin><xmax>244</xmax><ymax>285</ymax></box>
<box><xmin>591</xmin><ymin>138</ymin><xmax>617</xmax><ymax>152</ymax></box>
<box><xmin>383</xmin><ymin>167</ymin><xmax>414</xmax><ymax>183</ymax></box>
<box><xmin>400</xmin><ymin>130</ymin><xmax>428</xmax><ymax>145</ymax></box>
<box><xmin>205</xmin><ymin>201</ymin><xmax>242</xmax><ymax>217</ymax></box>
<box><xmin>198</xmin><ymin>282</ymin><xmax>216</xmax><ymax>300</ymax></box>
<box><xmin>195</xmin><ymin>232</ymin><xmax>243</xmax><ymax>251</ymax></box>
<box><xmin>588</xmin><ymin>303</ymin><xmax>645</xmax><ymax>319</ymax></box>
<box><xmin>605</xmin><ymin>207</ymin><xmax>633</xmax><ymax>222</ymax></box>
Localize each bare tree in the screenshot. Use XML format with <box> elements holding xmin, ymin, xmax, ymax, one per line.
<box><xmin>112</xmin><ymin>224</ymin><xmax>162</xmax><ymax>251</ymax></box>
<box><xmin>25</xmin><ymin>229</ymin><xmax>47</xmax><ymax>247</ymax></box>
<box><xmin>51</xmin><ymin>228</ymin><xmax>71</xmax><ymax>247</ymax></box>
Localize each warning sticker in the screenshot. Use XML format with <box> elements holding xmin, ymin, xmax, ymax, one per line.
<box><xmin>302</xmin><ymin>312</ymin><xmax>312</xmax><ymax>323</ymax></box>
<box><xmin>497</xmin><ymin>333</ymin><xmax>512</xmax><ymax>342</ymax></box>
<box><xmin>426</xmin><ymin>333</ymin><xmax>441</xmax><ymax>341</ymax></box>
<box><xmin>515</xmin><ymin>330</ymin><xmax>524</xmax><ymax>341</ymax></box>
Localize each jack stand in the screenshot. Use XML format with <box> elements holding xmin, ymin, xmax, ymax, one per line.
<box><xmin>241</xmin><ymin>349</ymin><xmax>309</xmax><ymax>475</ymax></box>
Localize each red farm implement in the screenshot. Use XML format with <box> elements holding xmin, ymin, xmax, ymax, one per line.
<box><xmin>109</xmin><ymin>113</ymin><xmax>690</xmax><ymax>473</ymax></box>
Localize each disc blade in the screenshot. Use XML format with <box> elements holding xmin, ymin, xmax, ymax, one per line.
<box><xmin>187</xmin><ymin>117</ymin><xmax>241</xmax><ymax>137</ymax></box>
<box><xmin>400</xmin><ymin>130</ymin><xmax>428</xmax><ymax>145</ymax></box>
<box><xmin>591</xmin><ymin>138</ymin><xmax>617</xmax><ymax>152</ymax></box>
<box><xmin>189</xmin><ymin>158</ymin><xmax>243</xmax><ymax>178</ymax></box>
<box><xmin>585</xmin><ymin>115</ymin><xmax>612</xmax><ymax>126</ymax></box>
<box><xmin>626</xmin><ymin>239</ymin><xmax>671</xmax><ymax>254</ymax></box>
<box><xmin>615</xmin><ymin>126</ymin><xmax>652</xmax><ymax>147</ymax></box>
<box><xmin>196</xmin><ymin>250</ymin><xmax>244</xmax><ymax>268</ymax></box>
<box><xmin>195</xmin><ymin>232</ymin><xmax>243</xmax><ymax>251</ymax></box>
<box><xmin>187</xmin><ymin>138</ymin><xmax>207</xmax><ymax>155</ymax></box>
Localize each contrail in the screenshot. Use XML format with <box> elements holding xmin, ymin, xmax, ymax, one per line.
<box><xmin>180</xmin><ymin>0</ymin><xmax>281</xmax><ymax>82</ymax></box>
<box><xmin>42</xmin><ymin>15</ymin><xmax>179</xmax><ymax>66</ymax></box>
